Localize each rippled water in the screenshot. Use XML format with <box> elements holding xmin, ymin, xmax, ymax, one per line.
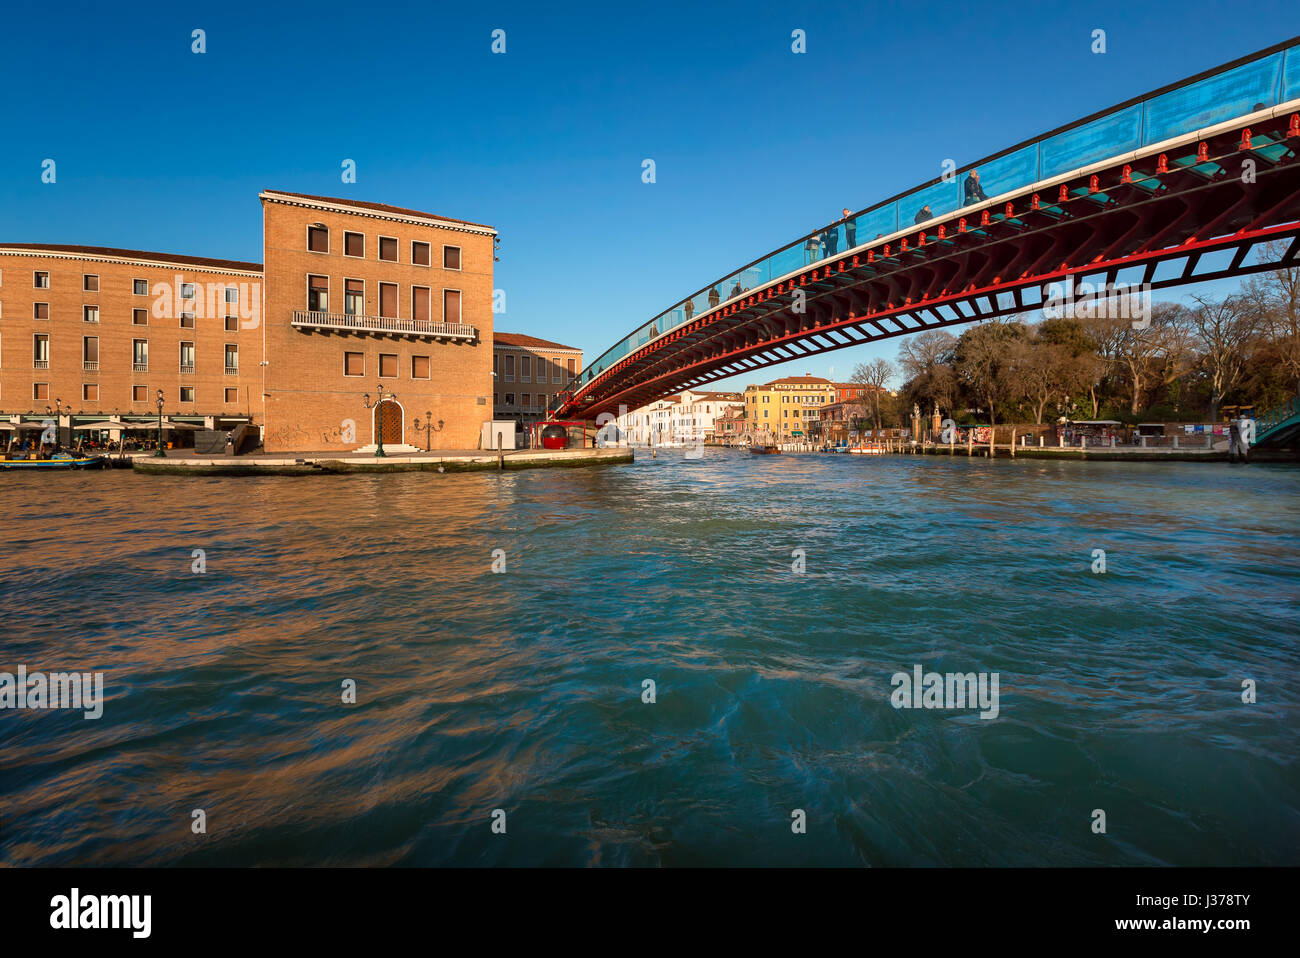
<box><xmin>1</xmin><ymin>450</ymin><xmax>1297</xmax><ymax>866</ymax></box>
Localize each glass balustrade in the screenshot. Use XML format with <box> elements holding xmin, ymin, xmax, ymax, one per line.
<box><xmin>570</xmin><ymin>41</ymin><xmax>1300</xmax><ymax>394</ymax></box>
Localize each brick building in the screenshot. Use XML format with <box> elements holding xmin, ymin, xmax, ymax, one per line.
<box><xmin>1</xmin><ymin>190</ymin><xmax>497</xmax><ymax>453</ymax></box>
<box><xmin>492</xmin><ymin>332</ymin><xmax>582</xmax><ymax>428</ymax></box>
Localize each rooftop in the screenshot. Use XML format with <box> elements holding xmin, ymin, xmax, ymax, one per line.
<box><xmin>494</xmin><ymin>332</ymin><xmax>581</xmax><ymax>352</ymax></box>
<box><xmin>262</xmin><ymin>190</ymin><xmax>495</xmax><ymax>231</ymax></box>
<box><xmin>0</xmin><ymin>243</ymin><xmax>262</xmax><ymax>273</ymax></box>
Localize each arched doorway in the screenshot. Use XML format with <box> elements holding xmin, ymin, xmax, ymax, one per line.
<box><xmin>374</xmin><ymin>398</ymin><xmax>404</xmax><ymax>447</ymax></box>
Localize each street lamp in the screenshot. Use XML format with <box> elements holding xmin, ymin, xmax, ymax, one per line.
<box><xmin>154</xmin><ymin>389</ymin><xmax>166</xmax><ymax>457</ymax></box>
<box><xmin>414</xmin><ymin>410</ymin><xmax>442</xmax><ymax>452</ymax></box>
<box><xmin>363</xmin><ymin>384</ymin><xmax>395</xmax><ymax>457</ymax></box>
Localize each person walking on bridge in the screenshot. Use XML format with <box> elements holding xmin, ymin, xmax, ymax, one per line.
<box><xmin>842</xmin><ymin>209</ymin><xmax>856</xmax><ymax>248</ymax></box>
<box><xmin>964</xmin><ymin>169</ymin><xmax>989</xmax><ymax>205</ymax></box>
<box><xmin>914</xmin><ymin>204</ymin><xmax>933</xmax><ymax>225</ymax></box>
<box><xmin>708</xmin><ymin>286</ymin><xmax>720</xmax><ymax>308</ymax></box>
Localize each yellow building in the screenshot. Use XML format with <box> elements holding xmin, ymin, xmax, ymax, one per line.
<box><xmin>744</xmin><ymin>374</ymin><xmax>835</xmax><ymax>438</ymax></box>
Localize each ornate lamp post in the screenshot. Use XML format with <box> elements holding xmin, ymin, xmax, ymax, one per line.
<box><xmin>45</xmin><ymin>397</ymin><xmax>68</xmax><ymax>452</ymax></box>
<box><xmin>363</xmin><ymin>384</ymin><xmax>395</xmax><ymax>457</ymax></box>
<box><xmin>154</xmin><ymin>389</ymin><xmax>166</xmax><ymax>457</ymax></box>
<box><xmin>414</xmin><ymin>410</ymin><xmax>443</xmax><ymax>452</ymax></box>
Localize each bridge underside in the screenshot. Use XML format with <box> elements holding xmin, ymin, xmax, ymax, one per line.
<box><xmin>559</xmin><ymin>113</ymin><xmax>1300</xmax><ymax>421</ymax></box>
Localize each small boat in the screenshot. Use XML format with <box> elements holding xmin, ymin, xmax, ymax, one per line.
<box><xmin>1</xmin><ymin>453</ymin><xmax>107</xmax><ymax>470</ymax></box>
<box><xmin>749</xmin><ymin>444</ymin><xmax>782</xmax><ymax>455</ymax></box>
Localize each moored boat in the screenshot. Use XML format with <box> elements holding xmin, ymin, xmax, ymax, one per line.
<box><xmin>1</xmin><ymin>453</ymin><xmax>107</xmax><ymax>470</ymax></box>
<box><xmin>749</xmin><ymin>444</ymin><xmax>782</xmax><ymax>454</ymax></box>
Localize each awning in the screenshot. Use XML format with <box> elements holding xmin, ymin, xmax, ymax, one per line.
<box><xmin>73</xmin><ymin>419</ymin><xmax>130</xmax><ymax>431</ymax></box>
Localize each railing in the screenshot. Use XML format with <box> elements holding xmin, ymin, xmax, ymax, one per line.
<box><xmin>1255</xmin><ymin>394</ymin><xmax>1300</xmax><ymax>438</ymax></box>
<box><xmin>83</xmin><ymin>361</ymin><xmax>98</xmax><ymax>371</ymax></box>
<box><xmin>292</xmin><ymin>309</ymin><xmax>477</xmax><ymax>339</ymax></box>
<box><xmin>33</xmin><ymin>360</ymin><xmax>49</xmax><ymax>369</ymax></box>
<box><xmin>568</xmin><ymin>36</ymin><xmax>1300</xmax><ymax>398</ymax></box>
<box><xmin>179</xmin><ymin>363</ymin><xmax>195</xmax><ymax>374</ymax></box>
<box><xmin>225</xmin><ymin>365</ymin><xmax>239</xmax><ymax>375</ymax></box>
<box><xmin>133</xmin><ymin>362</ymin><xmax>148</xmax><ymax>372</ymax></box>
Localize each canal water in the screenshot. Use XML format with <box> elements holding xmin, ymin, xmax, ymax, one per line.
<box><xmin>1</xmin><ymin>450</ymin><xmax>1297</xmax><ymax>866</ymax></box>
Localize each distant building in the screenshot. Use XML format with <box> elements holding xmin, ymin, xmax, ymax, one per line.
<box><xmin>713</xmin><ymin>404</ymin><xmax>747</xmax><ymax>443</ymax></box>
<box><xmin>744</xmin><ymin>374</ymin><xmax>835</xmax><ymax>439</ymax></box>
<box><xmin>616</xmin><ymin>389</ymin><xmax>742</xmax><ymax>445</ymax></box>
<box><xmin>492</xmin><ymin>332</ymin><xmax>582</xmax><ymax>427</ymax></box>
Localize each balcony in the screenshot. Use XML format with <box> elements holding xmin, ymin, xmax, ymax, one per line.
<box><xmin>179</xmin><ymin>363</ymin><xmax>195</xmax><ymax>375</ymax></box>
<box><xmin>33</xmin><ymin>360</ymin><xmax>49</xmax><ymax>369</ymax></box>
<box><xmin>133</xmin><ymin>362</ymin><xmax>148</xmax><ymax>373</ymax></box>
<box><xmin>292</xmin><ymin>309</ymin><xmax>477</xmax><ymax>341</ymax></box>
<box><xmin>83</xmin><ymin>361</ymin><xmax>99</xmax><ymax>371</ymax></box>
<box><xmin>225</xmin><ymin>365</ymin><xmax>239</xmax><ymax>375</ymax></box>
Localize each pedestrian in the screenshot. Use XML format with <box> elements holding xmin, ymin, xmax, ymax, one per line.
<box><xmin>914</xmin><ymin>204</ymin><xmax>933</xmax><ymax>225</ymax></box>
<box><xmin>806</xmin><ymin>232</ymin><xmax>822</xmax><ymax>264</ymax></box>
<box><xmin>842</xmin><ymin>209</ymin><xmax>856</xmax><ymax>247</ymax></box>
<box><xmin>824</xmin><ymin>225</ymin><xmax>839</xmax><ymax>257</ymax></box>
<box><xmin>684</xmin><ymin>299</ymin><xmax>694</xmax><ymax>321</ymax></box>
<box><xmin>964</xmin><ymin>169</ymin><xmax>988</xmax><ymax>205</ymax></box>
<box><xmin>708</xmin><ymin>286</ymin><xmax>720</xmax><ymax>308</ymax></box>
<box><xmin>729</xmin><ymin>280</ymin><xmax>743</xmax><ymax>299</ymax></box>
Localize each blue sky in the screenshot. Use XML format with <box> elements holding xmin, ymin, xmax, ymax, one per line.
<box><xmin>2</xmin><ymin>1</ymin><xmax>1297</xmax><ymax>391</ymax></box>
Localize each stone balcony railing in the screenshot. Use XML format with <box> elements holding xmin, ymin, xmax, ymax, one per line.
<box><xmin>292</xmin><ymin>309</ymin><xmax>477</xmax><ymax>341</ymax></box>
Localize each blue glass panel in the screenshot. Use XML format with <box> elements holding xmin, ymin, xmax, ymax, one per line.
<box><xmin>767</xmin><ymin>242</ymin><xmax>806</xmax><ymax>280</ymax></box>
<box><xmin>1041</xmin><ymin>104</ymin><xmax>1142</xmax><ymax>178</ymax></box>
<box><xmin>963</xmin><ymin>144</ymin><xmax>1038</xmax><ymax>206</ymax></box>
<box><xmin>904</xmin><ymin>178</ymin><xmax>961</xmax><ymax>226</ymax></box>
<box><xmin>854</xmin><ymin>204</ymin><xmax>897</xmax><ymax>244</ymax></box>
<box><xmin>1143</xmin><ymin>53</ymin><xmax>1282</xmax><ymax>144</ymax></box>
<box><xmin>1284</xmin><ymin>44</ymin><xmax>1300</xmax><ymax>103</ymax></box>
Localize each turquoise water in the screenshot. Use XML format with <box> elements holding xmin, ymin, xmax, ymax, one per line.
<box><xmin>1</xmin><ymin>450</ymin><xmax>1297</xmax><ymax>866</ymax></box>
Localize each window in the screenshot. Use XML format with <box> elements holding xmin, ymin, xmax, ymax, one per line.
<box><xmin>553</xmin><ymin>359</ymin><xmax>563</xmax><ymax>384</ymax></box>
<box><xmin>133</xmin><ymin>308</ymin><xmax>148</xmax><ymax>326</ymax></box>
<box><xmin>379</xmin><ymin>237</ymin><xmax>398</xmax><ymax>262</ymax></box>
<box><xmin>225</xmin><ymin>286</ymin><xmax>238</xmax><ymax>304</ymax></box>
<box><xmin>180</xmin><ymin>387</ymin><xmax>195</xmax><ymax>403</ymax></box>
<box><xmin>379</xmin><ymin>283</ymin><xmax>397</xmax><ymax>318</ymax></box>
<box><xmin>133</xmin><ymin>340</ymin><xmax>149</xmax><ymax>371</ymax></box>
<box><xmin>567</xmin><ymin>358</ymin><xmax>577</xmax><ymax>376</ymax></box>
<box><xmin>522</xmin><ymin>394</ymin><xmax>531</xmax><ymax>410</ymax></box>
<box><xmin>504</xmin><ymin>393</ymin><xmax>515</xmax><ymax>406</ymax></box>
<box><xmin>344</xmin><ymin>352</ymin><xmax>364</xmax><ymax>377</ymax></box>
<box><xmin>83</xmin><ymin>274</ymin><xmax>99</xmax><ymax>292</ymax></box>
<box><xmin>34</xmin><ymin>382</ymin><xmax>49</xmax><ymax>401</ymax></box>
<box><xmin>443</xmin><ymin>289</ymin><xmax>461</xmax><ymax>324</ymax></box>
<box><xmin>35</xmin><ymin>303</ymin><xmax>49</xmax><ymax>320</ymax></box>
<box><xmin>179</xmin><ymin>342</ymin><xmax>195</xmax><ymax>373</ymax></box>
<box><xmin>133</xmin><ymin>386</ymin><xmax>147</xmax><ymax>403</ymax></box>
<box><xmin>83</xmin><ymin>336</ymin><xmax>99</xmax><ymax>370</ymax></box>
<box><xmin>180</xmin><ymin>311</ymin><xmax>195</xmax><ymax>329</ymax></box>
<box><xmin>308</xmin><ymin>225</ymin><xmax>329</xmax><ymax>253</ymax></box>
<box><xmin>83</xmin><ymin>305</ymin><xmax>99</xmax><ymax>324</ymax></box>
<box><xmin>224</xmin><ymin>345</ymin><xmax>238</xmax><ymax>374</ymax></box>
<box><xmin>412</xmin><ymin>241</ymin><xmax>430</xmax><ymax>266</ymax></box>
<box><xmin>34</xmin><ymin>271</ymin><xmax>49</xmax><ymax>288</ymax></box>
<box><xmin>503</xmin><ymin>355</ymin><xmax>515</xmax><ymax>382</ymax></box>
<box><xmin>345</xmin><ymin>280</ymin><xmax>364</xmax><ymax>315</ymax></box>
<box><xmin>443</xmin><ymin>246</ymin><xmax>461</xmax><ymax>270</ymax></box>
<box><xmin>225</xmin><ymin>315</ymin><xmax>238</xmax><ymax>331</ymax></box>
<box><xmin>83</xmin><ymin>383</ymin><xmax>99</xmax><ymax>402</ymax></box>
<box><xmin>308</xmin><ymin>275</ymin><xmax>329</xmax><ymax>312</ymax></box>
<box><xmin>521</xmin><ymin>356</ymin><xmax>531</xmax><ymax>383</ymax></box>
<box><xmin>411</xmin><ymin>355</ymin><xmax>430</xmax><ymax>379</ymax></box>
<box><xmin>33</xmin><ymin>334</ymin><xmax>49</xmax><ymax>368</ymax></box>
<box><xmin>379</xmin><ymin>353</ymin><xmax>398</xmax><ymax>378</ymax></box>
<box><xmin>181</xmin><ymin>283</ymin><xmax>196</xmax><ymax>300</ymax></box>
<box><xmin>412</xmin><ymin>286</ymin><xmax>430</xmax><ymax>323</ymax></box>
<box><xmin>344</xmin><ymin>232</ymin><xmax>364</xmax><ymax>258</ymax></box>
<box><xmin>224</xmin><ymin>387</ymin><xmax>238</xmax><ymax>403</ymax></box>
<box><xmin>133</xmin><ymin>278</ymin><xmax>149</xmax><ymax>295</ymax></box>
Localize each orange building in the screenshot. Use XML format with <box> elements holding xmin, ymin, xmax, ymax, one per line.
<box><xmin>1</xmin><ymin>190</ymin><xmax>498</xmax><ymax>452</ymax></box>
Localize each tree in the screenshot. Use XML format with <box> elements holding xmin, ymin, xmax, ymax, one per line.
<box><xmin>1242</xmin><ymin>240</ymin><xmax>1300</xmax><ymax>396</ymax></box>
<box><xmin>896</xmin><ymin>329</ymin><xmax>958</xmax><ymax>418</ymax></box>
<box><xmin>1188</xmin><ymin>294</ymin><xmax>1258</xmax><ymax>420</ymax></box>
<box><xmin>1081</xmin><ymin>303</ymin><xmax>1192</xmax><ymax>416</ymax></box>
<box><xmin>952</xmin><ymin>321</ymin><xmax>1027</xmax><ymax>425</ymax></box>
<box><xmin>851</xmin><ymin>358</ymin><xmax>896</xmax><ymax>433</ymax></box>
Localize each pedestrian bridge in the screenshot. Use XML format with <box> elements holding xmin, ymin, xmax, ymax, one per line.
<box><xmin>554</xmin><ymin>36</ymin><xmax>1300</xmax><ymax>421</ymax></box>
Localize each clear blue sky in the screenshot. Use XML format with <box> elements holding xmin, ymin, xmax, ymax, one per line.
<box><xmin>2</xmin><ymin>1</ymin><xmax>1297</xmax><ymax>391</ymax></box>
